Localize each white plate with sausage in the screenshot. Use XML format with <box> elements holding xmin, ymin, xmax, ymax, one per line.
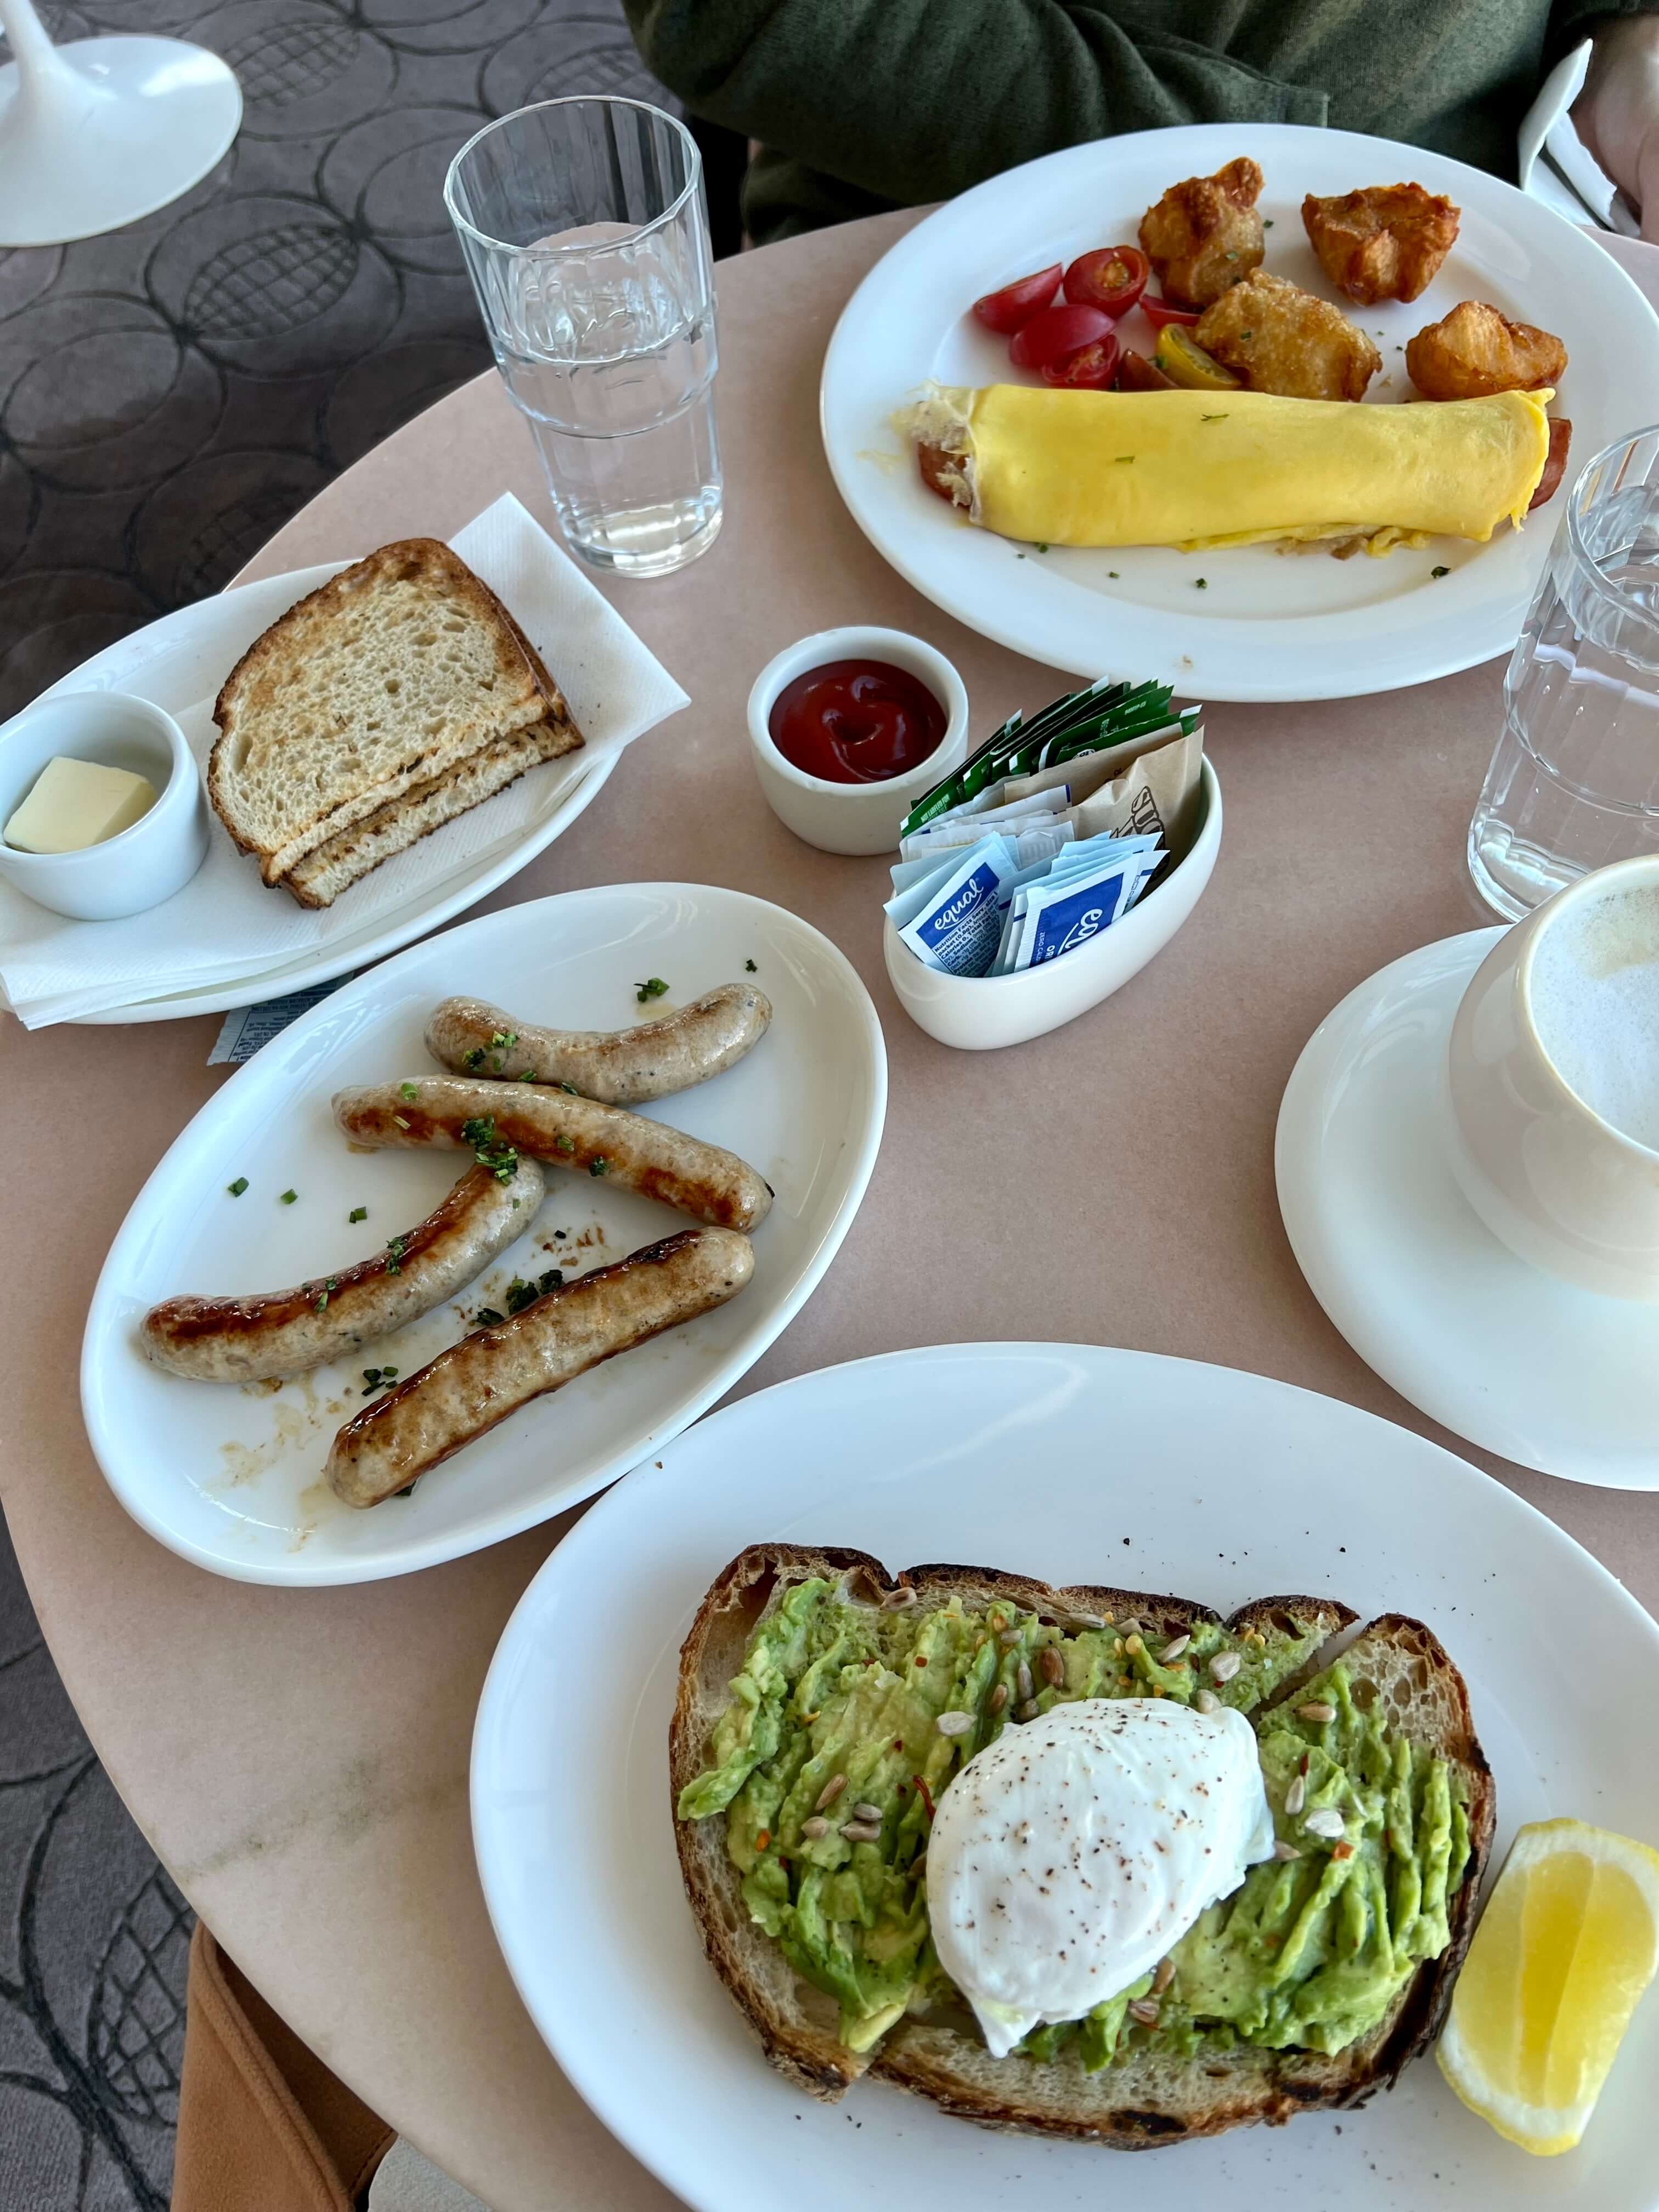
<box><xmin>80</xmin><ymin>882</ymin><xmax>887</xmax><ymax>1584</ymax></box>
<box><xmin>821</xmin><ymin>121</ymin><xmax>1659</xmax><ymax>701</ymax></box>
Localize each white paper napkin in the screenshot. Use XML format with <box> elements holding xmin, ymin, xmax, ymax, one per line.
<box><xmin>0</xmin><ymin>496</ymin><xmax>689</xmax><ymax>1027</ymax></box>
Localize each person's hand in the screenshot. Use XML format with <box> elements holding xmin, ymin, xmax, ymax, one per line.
<box><xmin>1574</xmin><ymin>13</ymin><xmax>1659</xmax><ymax>242</ymax></box>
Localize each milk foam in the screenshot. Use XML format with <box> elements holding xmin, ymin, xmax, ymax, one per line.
<box><xmin>1530</xmin><ymin>880</ymin><xmax>1659</xmax><ymax>1149</ymax></box>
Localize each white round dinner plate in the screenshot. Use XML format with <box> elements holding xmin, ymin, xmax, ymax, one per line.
<box><xmin>1277</xmin><ymin>928</ymin><xmax>1659</xmax><ymax>1488</ymax></box>
<box><xmin>472</xmin><ymin>1342</ymin><xmax>1659</xmax><ymax>2212</ymax></box>
<box><xmin>821</xmin><ymin>122</ymin><xmax>1659</xmax><ymax>701</ymax></box>
<box><xmin>80</xmin><ymin>883</ymin><xmax>885</xmax><ymax>1584</ymax></box>
<box><xmin>9</xmin><ymin>563</ymin><xmax>612</xmax><ymax>1024</ymax></box>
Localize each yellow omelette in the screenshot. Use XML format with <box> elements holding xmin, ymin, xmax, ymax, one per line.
<box><xmin>901</xmin><ymin>383</ymin><xmax>1553</xmax><ymax>555</ymax></box>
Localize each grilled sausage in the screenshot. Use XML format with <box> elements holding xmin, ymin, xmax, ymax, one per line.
<box><xmin>331</xmin><ymin>1076</ymin><xmax>772</xmax><ymax>1233</ymax></box>
<box><xmin>325</xmin><ymin>1225</ymin><xmax>754</xmax><ymax>1505</ymax></box>
<box><xmin>424</xmin><ymin>983</ymin><xmax>772</xmax><ymax>1105</ymax></box>
<box><xmin>139</xmin><ymin>1159</ymin><xmax>545</xmax><ymax>1383</ymax></box>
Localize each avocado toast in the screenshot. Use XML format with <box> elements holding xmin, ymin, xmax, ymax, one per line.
<box><xmin>671</xmin><ymin>1543</ymin><xmax>1494</xmax><ymax>2148</ymax></box>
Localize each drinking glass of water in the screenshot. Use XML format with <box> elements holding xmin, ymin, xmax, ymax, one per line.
<box><xmin>445</xmin><ymin>98</ymin><xmax>721</xmax><ymax>578</ymax></box>
<box><xmin>1470</xmin><ymin>425</ymin><xmax>1659</xmax><ymax>919</ymax></box>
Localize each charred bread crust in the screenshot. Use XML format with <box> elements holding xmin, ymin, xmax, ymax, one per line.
<box><xmin>669</xmin><ymin>1547</ymin><xmax>1485</xmax><ymax>2145</ymax></box>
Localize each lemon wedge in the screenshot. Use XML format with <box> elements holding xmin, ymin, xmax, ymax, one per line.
<box><xmin>1437</xmin><ymin>1817</ymin><xmax>1659</xmax><ymax>2154</ymax></box>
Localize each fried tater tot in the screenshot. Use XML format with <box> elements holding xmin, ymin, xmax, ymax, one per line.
<box><xmin>1195</xmin><ymin>269</ymin><xmax>1381</xmax><ymax>402</ymax></box>
<box><xmin>1138</xmin><ymin>156</ymin><xmax>1265</xmax><ymax>311</ymax></box>
<box><xmin>1301</xmin><ymin>183</ymin><xmax>1460</xmax><ymax>306</ymax></box>
<box><xmin>1405</xmin><ymin>300</ymin><xmax>1567</xmax><ymax>400</ymax></box>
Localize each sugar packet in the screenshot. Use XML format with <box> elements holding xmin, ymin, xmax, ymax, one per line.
<box><xmin>883</xmin><ymin>833</ymin><xmax>1023</xmax><ymax>977</ymax></box>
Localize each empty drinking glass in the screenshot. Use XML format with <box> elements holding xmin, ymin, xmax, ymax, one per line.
<box><xmin>445</xmin><ymin>97</ymin><xmax>721</xmax><ymax>578</ymax></box>
<box><xmin>1470</xmin><ymin>426</ymin><xmax>1659</xmax><ymax>919</ymax></box>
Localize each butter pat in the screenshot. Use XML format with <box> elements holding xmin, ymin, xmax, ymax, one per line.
<box><xmin>4</xmin><ymin>755</ymin><xmax>157</xmax><ymax>853</ymax></box>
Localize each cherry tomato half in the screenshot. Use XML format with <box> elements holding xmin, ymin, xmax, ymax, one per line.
<box><xmin>972</xmin><ymin>263</ymin><xmax>1063</xmax><ymax>335</ymax></box>
<box><xmin>1140</xmin><ymin>295</ymin><xmax>1201</xmax><ymax>334</ymax></box>
<box><xmin>1008</xmin><ymin>301</ymin><xmax>1116</xmax><ymax>371</ymax></box>
<box><xmin>1042</xmin><ymin>332</ymin><xmax>1121</xmax><ymax>389</ymax></box>
<box><xmin>1063</xmin><ymin>245</ymin><xmax>1149</xmax><ymax>318</ymax></box>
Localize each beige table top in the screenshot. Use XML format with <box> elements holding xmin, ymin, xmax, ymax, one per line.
<box><xmin>5</xmin><ymin>210</ymin><xmax>1658</xmax><ymax>2210</ymax></box>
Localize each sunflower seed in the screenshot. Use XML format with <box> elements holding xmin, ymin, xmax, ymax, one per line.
<box><xmin>1304</xmin><ymin>1807</ymin><xmax>1346</xmax><ymax>1839</ymax></box>
<box><xmin>802</xmin><ymin>1816</ymin><xmax>830</xmax><ymax>1840</ymax></box>
<box><xmin>999</xmin><ymin>1628</ymin><xmax>1022</xmax><ymax>1648</ymax></box>
<box><xmin>1017</xmin><ymin>1699</ymin><xmax>1041</xmax><ymax>1722</ymax></box>
<box><xmin>1126</xmin><ymin>1998</ymin><xmax>1161</xmax><ymax>2027</ymax></box>
<box><xmin>937</xmin><ymin>1711</ymin><xmax>973</xmax><ymax>1737</ymax></box>
<box><xmin>1297</xmin><ymin>1700</ymin><xmax>1337</xmax><ymax>1723</ymax></box>
<box><xmin>842</xmin><ymin>1821</ymin><xmax>882</xmax><ymax>1843</ymax></box>
<box><xmin>1124</xmin><ymin>1633</ymin><xmax>1144</xmax><ymax>1656</ymax></box>
<box><xmin>1194</xmin><ymin>1688</ymin><xmax>1219</xmax><ymax>1714</ymax></box>
<box><xmin>1209</xmin><ymin>1651</ymin><xmax>1242</xmax><ymax>1683</ymax></box>
<box><xmin>1017</xmin><ymin>1661</ymin><xmax>1034</xmax><ymax>1703</ymax></box>
<box><xmin>989</xmin><ymin>1682</ymin><xmax>1009</xmax><ymax>1713</ymax></box>
<box><xmin>1071</xmin><ymin>1612</ymin><xmax>1105</xmax><ymax>1630</ymax></box>
<box><xmin>1160</xmin><ymin>1633</ymin><xmax>1191</xmax><ymax>1662</ymax></box>
<box><xmin>815</xmin><ymin>1774</ymin><xmax>847</xmax><ymax>1811</ymax></box>
<box><xmin>1119</xmin><ymin>1617</ymin><xmax>1143</xmax><ymax>1637</ymax></box>
<box><xmin>1284</xmin><ymin>1774</ymin><xmax>1306</xmax><ymax>1815</ymax></box>
<box><xmin>852</xmin><ymin>1802</ymin><xmax>882</xmax><ymax>1823</ymax></box>
<box><xmin>1151</xmin><ymin>1957</ymin><xmax>1176</xmax><ymax>1995</ymax></box>
<box><xmin>1039</xmin><ymin>1646</ymin><xmax>1065</xmax><ymax>1687</ymax></box>
<box><xmin>882</xmin><ymin>1587</ymin><xmax>917</xmax><ymax>1610</ymax></box>
<box><xmin>1273</xmin><ymin>1839</ymin><xmax>1302</xmax><ymax>1861</ymax></box>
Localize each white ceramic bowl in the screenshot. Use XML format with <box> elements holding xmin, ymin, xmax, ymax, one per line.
<box><xmin>883</xmin><ymin>754</ymin><xmax>1222</xmax><ymax>1050</ymax></box>
<box><xmin>746</xmin><ymin>625</ymin><xmax>968</xmax><ymax>856</ymax></box>
<box><xmin>0</xmin><ymin>690</ymin><xmax>209</xmax><ymax>921</ymax></box>
<box><xmin>1445</xmin><ymin>853</ymin><xmax>1659</xmax><ymax>1300</ymax></box>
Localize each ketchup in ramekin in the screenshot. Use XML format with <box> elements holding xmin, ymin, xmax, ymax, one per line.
<box><xmin>766</xmin><ymin>658</ymin><xmax>947</xmax><ymax>785</ymax></box>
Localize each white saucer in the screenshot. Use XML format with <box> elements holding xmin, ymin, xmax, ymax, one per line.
<box><xmin>1276</xmin><ymin>928</ymin><xmax>1659</xmax><ymax>1489</ymax></box>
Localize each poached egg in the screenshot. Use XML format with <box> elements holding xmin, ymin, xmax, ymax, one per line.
<box><xmin>927</xmin><ymin>1696</ymin><xmax>1276</xmax><ymax>2056</ymax></box>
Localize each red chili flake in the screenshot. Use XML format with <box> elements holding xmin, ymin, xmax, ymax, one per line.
<box><xmin>914</xmin><ymin>1655</ymin><xmax>927</xmax><ymax>1668</ymax></box>
<box><xmin>1331</xmin><ymin>1841</ymin><xmax>1355</xmax><ymax>1861</ymax></box>
<box><xmin>913</xmin><ymin>1775</ymin><xmax>936</xmax><ymax>1821</ymax></box>
<box><xmin>1299</xmin><ymin>1752</ymin><xmax>1310</xmax><ymax>1775</ymax></box>
<box><xmin>755</xmin><ymin>1829</ymin><xmax>770</xmax><ymax>1851</ymax></box>
<box><xmin>892</xmin><ymin>1737</ymin><xmax>904</xmax><ymax>1751</ymax></box>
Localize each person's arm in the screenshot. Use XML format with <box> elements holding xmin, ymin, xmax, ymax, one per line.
<box><xmin>1571</xmin><ymin>10</ymin><xmax>1659</xmax><ymax>240</ymax></box>
<box><xmin>622</xmin><ymin>0</ymin><xmax>1325</xmax><ymax>212</ymax></box>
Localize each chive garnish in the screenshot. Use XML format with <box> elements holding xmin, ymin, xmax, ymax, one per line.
<box><xmin>1431</xmin><ymin>565</ymin><xmax>1449</xmax><ymax>579</ymax></box>
<box><xmin>1201</xmin><ymin>413</ymin><xmax>1228</xmax><ymax>422</ymax></box>
<box><xmin>227</xmin><ymin>1177</ymin><xmax>249</xmax><ymax>1197</ymax></box>
<box><xmin>635</xmin><ymin>978</ymin><xmax>669</xmax><ymax>1004</ymax></box>
<box><xmin>385</xmin><ymin>1234</ymin><xmax>405</xmax><ymax>1275</ymax></box>
<box><xmin>1194</xmin><ymin>577</ymin><xmax>1208</xmax><ymax>589</ymax></box>
<box><xmin>349</xmin><ymin>1206</ymin><xmax>367</xmax><ymax>1223</ymax></box>
<box><xmin>464</xmin><ymin>1046</ymin><xmax>486</xmax><ymax>1070</ymax></box>
<box><xmin>557</xmin><ymin>1081</ymin><xmax>579</xmax><ymax>1096</ymax></box>
<box><xmin>279</xmin><ymin>1189</ymin><xmax>297</xmax><ymax>1205</ymax></box>
<box><xmin>460</xmin><ymin>1114</ymin><xmax>519</xmax><ymax>1182</ymax></box>
<box><xmin>589</xmin><ymin>1155</ymin><xmax>612</xmax><ymax>1177</ymax></box>
<box><xmin>399</xmin><ymin>1081</ymin><xmax>417</xmax><ymax>1102</ymax></box>
<box><xmin>744</xmin><ymin>959</ymin><xmax>758</xmax><ymax>973</ymax></box>
<box><xmin>474</xmin><ymin>1307</ymin><xmax>505</xmax><ymax>1329</ymax></box>
<box><xmin>555</xmin><ymin>1134</ymin><xmax>575</xmax><ymax>1154</ymax></box>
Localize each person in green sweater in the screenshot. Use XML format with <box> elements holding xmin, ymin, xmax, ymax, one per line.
<box><xmin>622</xmin><ymin>0</ymin><xmax>1659</xmax><ymax>246</ymax></box>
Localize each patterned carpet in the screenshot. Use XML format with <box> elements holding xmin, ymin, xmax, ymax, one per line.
<box><xmin>0</xmin><ymin>3</ymin><xmax>668</xmax><ymax>2203</ymax></box>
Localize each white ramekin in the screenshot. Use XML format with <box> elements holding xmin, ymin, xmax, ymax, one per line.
<box><xmin>0</xmin><ymin>690</ymin><xmax>210</xmax><ymax>921</ymax></box>
<box><xmin>1445</xmin><ymin>852</ymin><xmax>1659</xmax><ymax>1300</ymax></box>
<box><xmin>746</xmin><ymin>625</ymin><xmax>969</xmax><ymax>857</ymax></box>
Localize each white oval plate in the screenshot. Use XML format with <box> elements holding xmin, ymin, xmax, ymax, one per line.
<box><xmin>1277</xmin><ymin>928</ymin><xmax>1659</xmax><ymax>1488</ymax></box>
<box><xmin>80</xmin><ymin>883</ymin><xmax>885</xmax><ymax>1583</ymax></box>
<box><xmin>473</xmin><ymin>1342</ymin><xmax>1659</xmax><ymax>2212</ymax></box>
<box><xmin>13</xmin><ymin>563</ymin><xmax>612</xmax><ymax>1024</ymax></box>
<box><xmin>821</xmin><ymin>122</ymin><xmax>1659</xmax><ymax>701</ymax></box>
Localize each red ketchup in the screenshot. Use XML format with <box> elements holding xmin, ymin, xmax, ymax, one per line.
<box><xmin>767</xmin><ymin>659</ymin><xmax>946</xmax><ymax>785</ymax></box>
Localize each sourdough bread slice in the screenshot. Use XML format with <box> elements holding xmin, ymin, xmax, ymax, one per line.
<box><xmin>209</xmin><ymin>539</ymin><xmax>577</xmax><ymax>886</ymax></box>
<box><xmin>282</xmin><ymin>716</ymin><xmax>580</xmax><ymax>909</ymax></box>
<box><xmin>670</xmin><ymin>1544</ymin><xmax>1493</xmax><ymax>2146</ymax></box>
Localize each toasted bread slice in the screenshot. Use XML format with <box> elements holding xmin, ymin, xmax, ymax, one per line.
<box><xmin>281</xmin><ymin>715</ymin><xmax>582</xmax><ymax>909</ymax></box>
<box><xmin>209</xmin><ymin>539</ymin><xmax>579</xmax><ymax>886</ymax></box>
<box><xmin>670</xmin><ymin>1543</ymin><xmax>1493</xmax><ymax>2145</ymax></box>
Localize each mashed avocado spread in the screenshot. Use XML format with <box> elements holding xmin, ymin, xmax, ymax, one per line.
<box><xmin>678</xmin><ymin>1580</ymin><xmax>1471</xmax><ymax>2067</ymax></box>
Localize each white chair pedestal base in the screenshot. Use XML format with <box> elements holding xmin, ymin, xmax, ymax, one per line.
<box><xmin>0</xmin><ymin>4</ymin><xmax>241</xmax><ymax>248</ymax></box>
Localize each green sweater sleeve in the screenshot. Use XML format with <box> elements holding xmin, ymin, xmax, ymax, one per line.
<box><xmin>623</xmin><ymin>0</ymin><xmax>1328</xmax><ymax>212</ymax></box>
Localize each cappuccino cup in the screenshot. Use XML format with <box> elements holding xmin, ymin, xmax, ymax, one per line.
<box><xmin>1446</xmin><ymin>855</ymin><xmax>1659</xmax><ymax>1300</ymax></box>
